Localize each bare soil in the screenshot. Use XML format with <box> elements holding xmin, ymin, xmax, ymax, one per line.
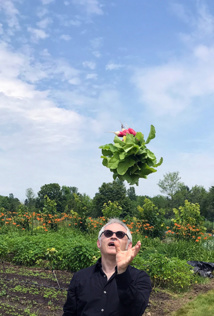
<box><xmin>145</xmin><ymin>278</ymin><xmax>214</xmax><ymax>316</ymax></box>
<box><xmin>0</xmin><ymin>262</ymin><xmax>214</xmax><ymax>316</ymax></box>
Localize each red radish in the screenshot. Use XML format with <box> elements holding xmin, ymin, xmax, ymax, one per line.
<box><xmin>114</xmin><ymin>128</ymin><xmax>137</xmax><ymax>137</ymax></box>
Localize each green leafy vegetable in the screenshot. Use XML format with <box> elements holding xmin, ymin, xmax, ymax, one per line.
<box><xmin>99</xmin><ymin>125</ymin><xmax>163</xmax><ymax>185</ymax></box>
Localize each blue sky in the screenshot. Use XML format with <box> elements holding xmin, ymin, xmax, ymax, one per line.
<box><xmin>0</xmin><ymin>0</ymin><xmax>213</xmax><ymax>201</ymax></box>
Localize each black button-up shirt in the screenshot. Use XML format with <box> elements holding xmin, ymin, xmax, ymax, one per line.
<box><xmin>63</xmin><ymin>259</ymin><xmax>151</xmax><ymax>316</ymax></box>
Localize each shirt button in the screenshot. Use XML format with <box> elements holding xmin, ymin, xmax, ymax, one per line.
<box><xmin>104</xmin><ymin>291</ymin><xmax>107</xmax><ymax>294</ymax></box>
<box><xmin>101</xmin><ymin>309</ymin><xmax>104</xmax><ymax>312</ymax></box>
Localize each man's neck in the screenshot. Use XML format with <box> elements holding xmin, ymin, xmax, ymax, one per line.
<box><xmin>101</xmin><ymin>255</ymin><xmax>116</xmax><ymax>276</ymax></box>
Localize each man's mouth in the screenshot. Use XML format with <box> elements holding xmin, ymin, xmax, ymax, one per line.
<box><xmin>108</xmin><ymin>242</ymin><xmax>115</xmax><ymax>247</ymax></box>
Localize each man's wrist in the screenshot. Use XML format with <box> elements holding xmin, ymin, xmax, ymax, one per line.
<box><xmin>117</xmin><ymin>267</ymin><xmax>127</xmax><ymax>274</ymax></box>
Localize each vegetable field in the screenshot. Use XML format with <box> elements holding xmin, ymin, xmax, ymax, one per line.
<box><xmin>1</xmin><ymin>262</ymin><xmax>214</xmax><ymax>316</ymax></box>
<box><xmin>1</xmin><ymin>205</ymin><xmax>214</xmax><ymax>315</ymax></box>
<box><xmin>0</xmin><ymin>262</ymin><xmax>68</xmax><ymax>316</ymax></box>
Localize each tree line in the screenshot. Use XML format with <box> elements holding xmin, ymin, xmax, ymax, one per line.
<box><xmin>0</xmin><ymin>172</ymin><xmax>213</xmax><ymax>221</ymax></box>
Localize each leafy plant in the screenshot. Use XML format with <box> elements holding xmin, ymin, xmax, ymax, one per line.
<box><xmin>170</xmin><ymin>200</ymin><xmax>206</xmax><ymax>241</ymax></box>
<box><xmin>102</xmin><ymin>201</ymin><xmax>122</xmax><ymax>219</ymax></box>
<box><xmin>137</xmin><ymin>198</ymin><xmax>166</xmax><ymax>238</ymax></box>
<box><xmin>134</xmin><ymin>252</ymin><xmax>195</xmax><ymax>292</ymax></box>
<box><xmin>99</xmin><ymin>125</ymin><xmax>163</xmax><ymax>185</ymax></box>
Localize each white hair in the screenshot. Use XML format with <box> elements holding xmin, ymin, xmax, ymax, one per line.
<box><xmin>98</xmin><ymin>218</ymin><xmax>132</xmax><ymax>244</ymax></box>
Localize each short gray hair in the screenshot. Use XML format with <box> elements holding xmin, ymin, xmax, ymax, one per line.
<box><xmin>98</xmin><ymin>218</ymin><xmax>132</xmax><ymax>243</ymax></box>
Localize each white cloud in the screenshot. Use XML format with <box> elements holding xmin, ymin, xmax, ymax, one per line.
<box><xmin>40</xmin><ymin>0</ymin><xmax>55</xmax><ymax>5</ymax></box>
<box><xmin>72</xmin><ymin>0</ymin><xmax>103</xmax><ymax>16</ymax></box>
<box><xmin>90</xmin><ymin>37</ymin><xmax>102</xmax><ymax>58</ymax></box>
<box><xmin>0</xmin><ymin>43</ymin><xmax>95</xmax><ymax>155</ymax></box>
<box><xmin>86</xmin><ymin>73</ymin><xmax>97</xmax><ymax>80</ymax></box>
<box><xmin>40</xmin><ymin>48</ymin><xmax>51</xmax><ymax>57</ymax></box>
<box><xmin>37</xmin><ymin>17</ymin><xmax>52</xmax><ymax>29</ymax></box>
<box><xmin>90</xmin><ymin>37</ymin><xmax>103</xmax><ymax>49</ymax></box>
<box><xmin>60</xmin><ymin>34</ymin><xmax>72</xmax><ymax>41</ymax></box>
<box><xmin>171</xmin><ymin>2</ymin><xmax>214</xmax><ymax>46</ymax></box>
<box><xmin>132</xmin><ymin>42</ymin><xmax>214</xmax><ymax>116</ymax></box>
<box><xmin>82</xmin><ymin>61</ymin><xmax>96</xmax><ymax>70</ymax></box>
<box><xmin>159</xmin><ymin>151</ymin><xmax>214</xmax><ymax>193</ymax></box>
<box><xmin>170</xmin><ymin>2</ymin><xmax>193</xmax><ymax>24</ymax></box>
<box><xmin>0</xmin><ymin>0</ymin><xmax>20</xmax><ymax>29</ymax></box>
<box><xmin>36</xmin><ymin>7</ymin><xmax>49</xmax><ymax>18</ymax></box>
<box><xmin>196</xmin><ymin>3</ymin><xmax>214</xmax><ymax>38</ymax></box>
<box><xmin>106</xmin><ymin>62</ymin><xmax>123</xmax><ymax>71</ymax></box>
<box><xmin>0</xmin><ymin>44</ymin><xmax>48</xmax><ymax>84</ymax></box>
<box><xmin>28</xmin><ymin>27</ymin><xmax>49</xmax><ymax>41</ymax></box>
<box><xmin>0</xmin><ymin>43</ymin><xmax>81</xmax><ymax>86</ymax></box>
<box><xmin>50</xmin><ymin>59</ymin><xmax>81</xmax><ymax>85</ymax></box>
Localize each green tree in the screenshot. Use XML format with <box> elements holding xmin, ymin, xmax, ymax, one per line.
<box><xmin>137</xmin><ymin>198</ymin><xmax>166</xmax><ymax>238</ymax></box>
<box><xmin>172</xmin><ymin>200</ymin><xmax>206</xmax><ymax>240</ymax></box>
<box><xmin>0</xmin><ymin>194</ymin><xmax>20</xmax><ymax>213</ymax></box>
<box><xmin>92</xmin><ymin>179</ymin><xmax>132</xmax><ymax>218</ymax></box>
<box><xmin>72</xmin><ymin>193</ymin><xmax>92</xmax><ymax>217</ymax></box>
<box><xmin>205</xmin><ymin>186</ymin><xmax>214</xmax><ymax>221</ymax></box>
<box><xmin>25</xmin><ymin>188</ymin><xmax>36</xmax><ymax>211</ymax></box>
<box><xmin>102</xmin><ymin>201</ymin><xmax>122</xmax><ymax>219</ymax></box>
<box><xmin>43</xmin><ymin>195</ymin><xmax>58</xmax><ymax>230</ymax></box>
<box><xmin>61</xmin><ymin>186</ymin><xmax>79</xmax><ymax>212</ymax></box>
<box><xmin>188</xmin><ymin>185</ymin><xmax>208</xmax><ymax>218</ymax></box>
<box><xmin>173</xmin><ymin>185</ymin><xmax>190</xmax><ymax>208</ymax></box>
<box><xmin>151</xmin><ymin>195</ymin><xmax>168</xmax><ymax>209</ymax></box>
<box><xmin>158</xmin><ymin>171</ymin><xmax>183</xmax><ymax>199</ymax></box>
<box><xmin>127</xmin><ymin>187</ymin><xmax>137</xmax><ymax>201</ymax></box>
<box><xmin>36</xmin><ymin>183</ymin><xmax>62</xmax><ymax>212</ymax></box>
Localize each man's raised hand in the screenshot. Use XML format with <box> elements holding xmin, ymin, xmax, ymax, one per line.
<box><xmin>114</xmin><ymin>241</ymin><xmax>141</xmax><ymax>274</ymax></box>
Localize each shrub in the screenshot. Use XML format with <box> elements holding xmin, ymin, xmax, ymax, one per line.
<box><xmin>58</xmin><ymin>243</ymin><xmax>98</xmax><ymax>271</ymax></box>
<box><xmin>102</xmin><ymin>201</ymin><xmax>122</xmax><ymax>219</ymax></box>
<box><xmin>134</xmin><ymin>252</ymin><xmax>195</xmax><ymax>292</ymax></box>
<box><xmin>169</xmin><ymin>200</ymin><xmax>206</xmax><ymax>241</ymax></box>
<box><xmin>137</xmin><ymin>198</ymin><xmax>166</xmax><ymax>238</ymax></box>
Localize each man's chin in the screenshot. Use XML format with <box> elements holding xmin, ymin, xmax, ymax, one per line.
<box><xmin>105</xmin><ymin>247</ymin><xmax>116</xmax><ymax>254</ymax></box>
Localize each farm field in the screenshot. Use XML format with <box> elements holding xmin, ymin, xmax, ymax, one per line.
<box><xmin>0</xmin><ymin>262</ymin><xmax>68</xmax><ymax>316</ymax></box>
<box><xmin>1</xmin><ymin>206</ymin><xmax>214</xmax><ymax>315</ymax></box>
<box><xmin>0</xmin><ymin>262</ymin><xmax>214</xmax><ymax>316</ymax></box>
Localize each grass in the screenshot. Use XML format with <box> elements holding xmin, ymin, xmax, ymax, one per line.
<box><xmin>172</xmin><ymin>289</ymin><xmax>214</xmax><ymax>316</ymax></box>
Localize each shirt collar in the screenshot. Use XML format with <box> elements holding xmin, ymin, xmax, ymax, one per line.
<box><xmin>94</xmin><ymin>258</ymin><xmax>118</xmax><ymax>274</ymax></box>
<box><xmin>95</xmin><ymin>258</ymin><xmax>102</xmax><ymax>271</ymax></box>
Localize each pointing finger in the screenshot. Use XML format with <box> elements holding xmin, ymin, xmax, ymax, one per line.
<box><xmin>132</xmin><ymin>241</ymin><xmax>141</xmax><ymax>256</ymax></box>
<box><xmin>114</xmin><ymin>240</ymin><xmax>121</xmax><ymax>252</ymax></box>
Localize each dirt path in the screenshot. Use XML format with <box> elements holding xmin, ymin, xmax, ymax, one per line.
<box><xmin>145</xmin><ymin>278</ymin><xmax>214</xmax><ymax>315</ymax></box>
<box><xmin>0</xmin><ymin>262</ymin><xmax>214</xmax><ymax>315</ymax></box>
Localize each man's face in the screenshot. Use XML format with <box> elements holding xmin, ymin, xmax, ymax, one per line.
<box><xmin>97</xmin><ymin>223</ymin><xmax>132</xmax><ymax>256</ymax></box>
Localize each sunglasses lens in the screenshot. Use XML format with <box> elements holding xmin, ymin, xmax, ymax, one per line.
<box><xmin>104</xmin><ymin>230</ymin><xmax>113</xmax><ymax>238</ymax></box>
<box><xmin>116</xmin><ymin>231</ymin><xmax>126</xmax><ymax>239</ymax></box>
<box><xmin>102</xmin><ymin>230</ymin><xmax>128</xmax><ymax>239</ymax></box>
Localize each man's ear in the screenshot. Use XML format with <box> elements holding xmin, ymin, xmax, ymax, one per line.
<box><xmin>97</xmin><ymin>239</ymin><xmax>101</xmax><ymax>249</ymax></box>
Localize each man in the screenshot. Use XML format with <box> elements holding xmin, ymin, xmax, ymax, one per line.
<box><xmin>63</xmin><ymin>218</ymin><xmax>152</xmax><ymax>316</ymax></box>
